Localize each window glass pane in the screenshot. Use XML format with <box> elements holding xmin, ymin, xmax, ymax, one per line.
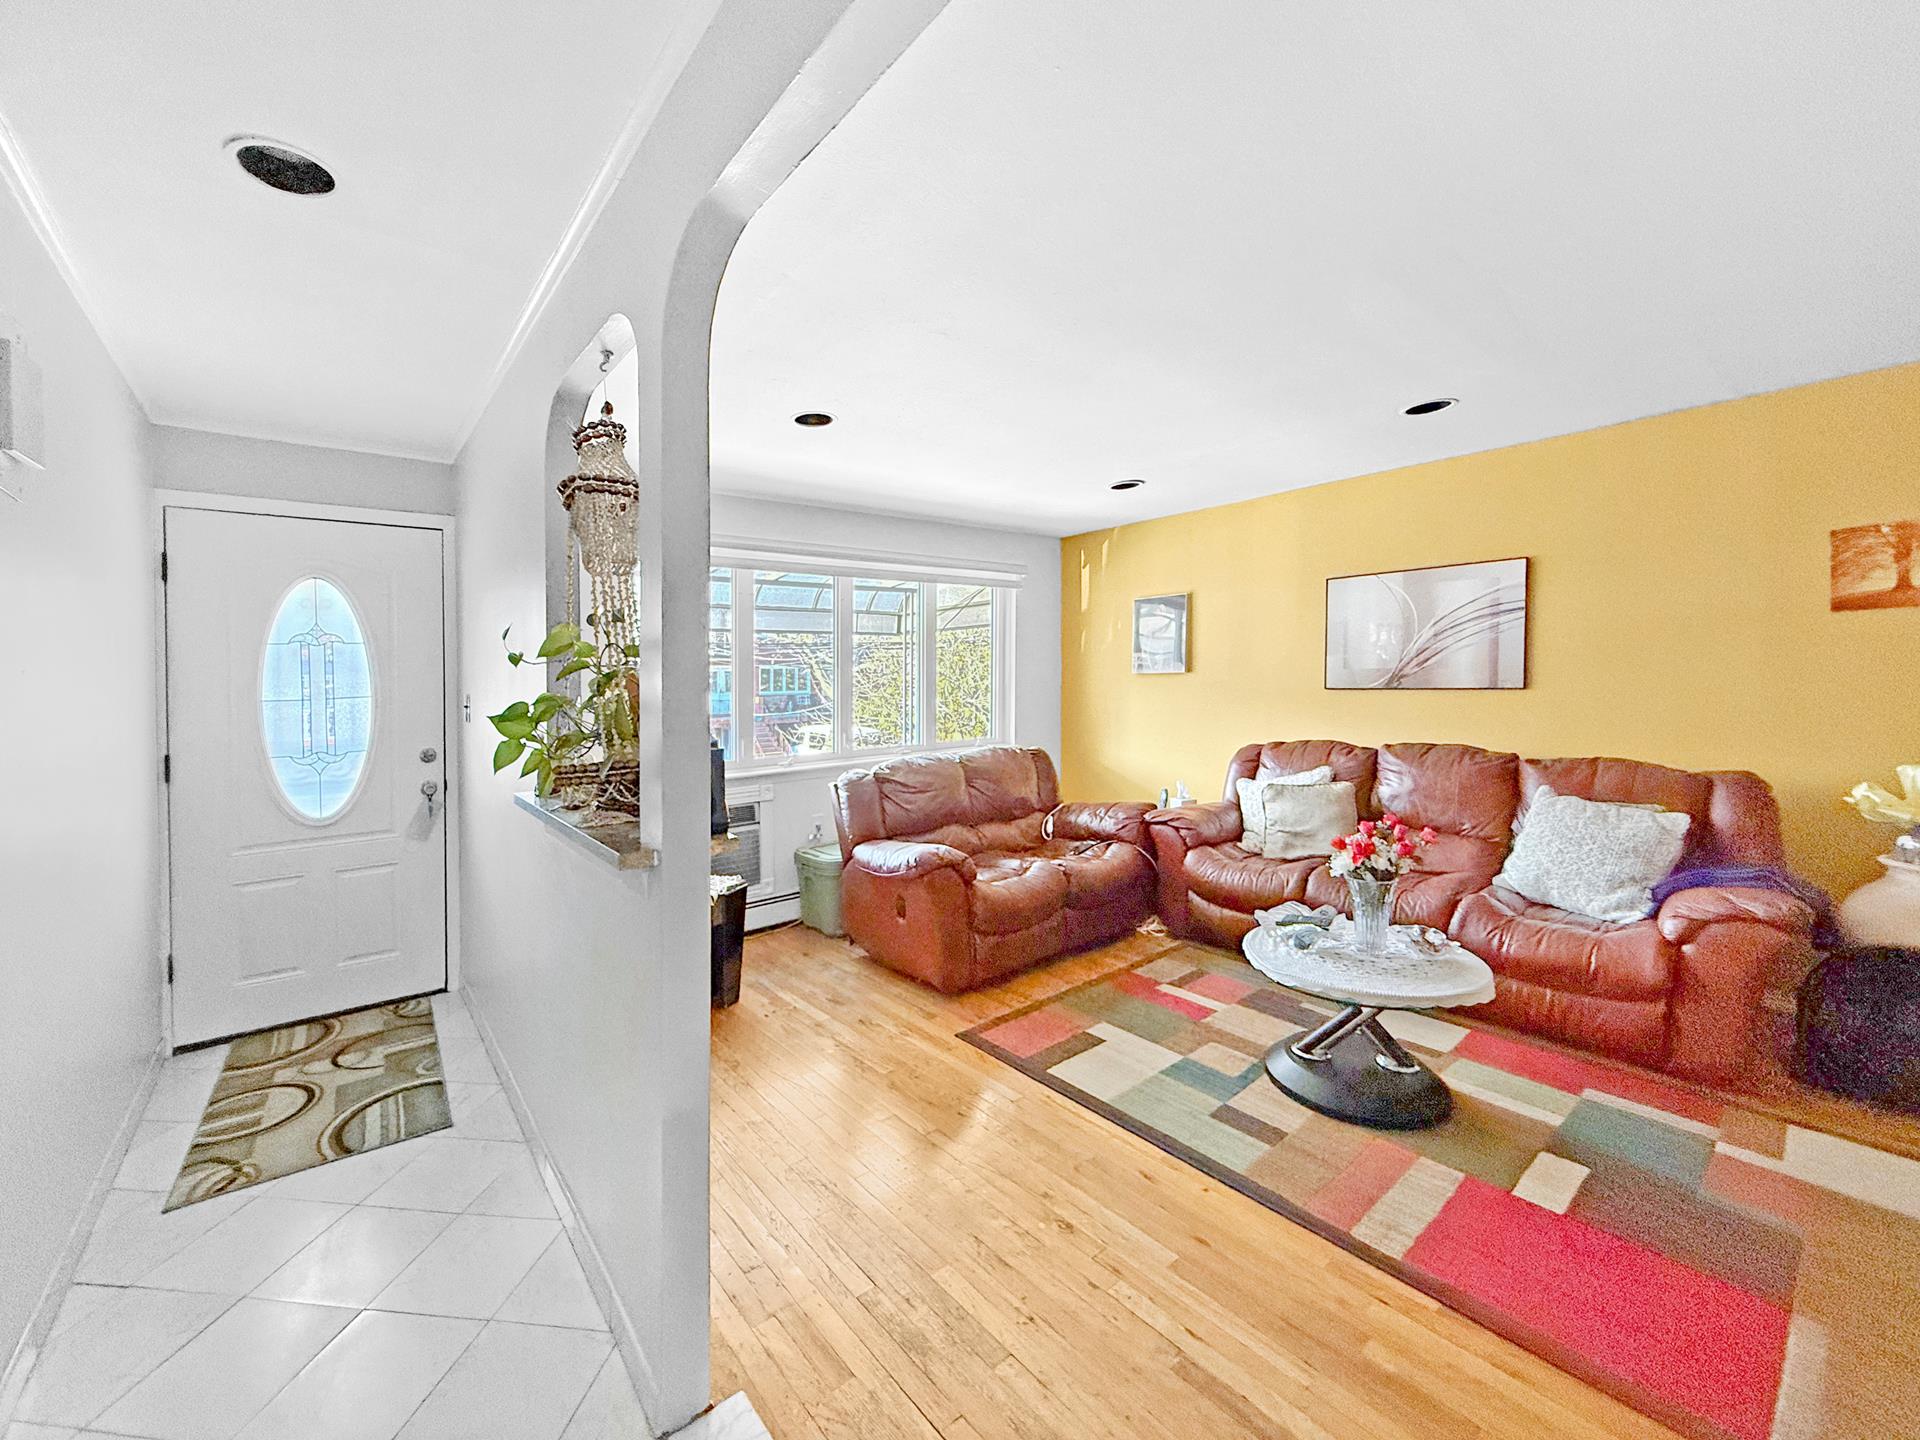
<box><xmin>935</xmin><ymin>584</ymin><xmax>994</xmax><ymax>743</ymax></box>
<box><xmin>708</xmin><ymin>567</ymin><xmax>734</xmax><ymax>760</ymax></box>
<box><xmin>751</xmin><ymin>571</ymin><xmax>834</xmax><ymax>760</ymax></box>
<box><xmin>850</xmin><ymin>578</ymin><xmax>919</xmax><ymax>750</ymax></box>
<box><xmin>260</xmin><ymin>577</ymin><xmax>372</xmax><ymax>820</ymax></box>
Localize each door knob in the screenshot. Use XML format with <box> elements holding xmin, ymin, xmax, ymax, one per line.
<box><xmin>419</xmin><ymin>747</ymin><xmax>438</xmax><ymax>763</ymax></box>
<box><xmin>421</xmin><ymin>779</ymin><xmax>441</xmax><ymax>816</ymax></box>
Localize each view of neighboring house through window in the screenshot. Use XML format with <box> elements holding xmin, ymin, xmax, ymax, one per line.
<box><xmin>706</xmin><ymin>554</ymin><xmax>1011</xmax><ymax>769</ymax></box>
<box><xmin>750</xmin><ymin>571</ymin><xmax>834</xmax><ymax>760</ymax></box>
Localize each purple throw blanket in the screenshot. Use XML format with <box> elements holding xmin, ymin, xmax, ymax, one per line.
<box><xmin>1651</xmin><ymin>864</ymin><xmax>1838</xmax><ymax>947</ymax></box>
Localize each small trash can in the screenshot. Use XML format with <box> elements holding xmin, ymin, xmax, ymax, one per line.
<box><xmin>795</xmin><ymin>841</ymin><xmax>846</xmax><ymax>938</ymax></box>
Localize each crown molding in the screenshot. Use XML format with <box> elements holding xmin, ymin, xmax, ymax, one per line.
<box><xmin>0</xmin><ymin>104</ymin><xmax>153</xmax><ymax>418</ymax></box>
<box><xmin>444</xmin><ymin>0</ymin><xmax>729</xmax><ymax>464</ymax></box>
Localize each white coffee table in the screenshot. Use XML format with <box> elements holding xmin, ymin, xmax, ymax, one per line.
<box><xmin>1242</xmin><ymin>919</ymin><xmax>1496</xmax><ymax>1130</ymax></box>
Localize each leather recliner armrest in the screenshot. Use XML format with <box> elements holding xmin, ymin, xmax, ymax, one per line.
<box><xmin>1144</xmin><ymin>801</ymin><xmax>1242</xmax><ymax>850</ymax></box>
<box><xmin>848</xmin><ymin>839</ymin><xmax>977</xmax><ymax>884</ymax></box>
<box><xmin>1047</xmin><ymin>801</ymin><xmax>1153</xmax><ymax>850</ymax></box>
<box><xmin>1656</xmin><ymin>886</ymin><xmax>1813</xmax><ymax>946</ymax></box>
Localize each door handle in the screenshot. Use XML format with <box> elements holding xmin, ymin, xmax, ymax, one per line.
<box><xmin>421</xmin><ymin>779</ymin><xmax>441</xmax><ymax>817</ymax></box>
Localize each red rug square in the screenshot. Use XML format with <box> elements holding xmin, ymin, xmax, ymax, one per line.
<box><xmin>977</xmin><ymin>1005</ymin><xmax>1088</xmax><ymax>1058</ymax></box>
<box><xmin>1406</xmin><ymin>1177</ymin><xmax>1789</xmax><ymax>1440</ymax></box>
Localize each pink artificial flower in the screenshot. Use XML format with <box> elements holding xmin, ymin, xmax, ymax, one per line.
<box><xmin>1420</xmin><ymin>826</ymin><xmax>1437</xmax><ymax>843</ymax></box>
<box><xmin>1395</xmin><ymin>840</ymin><xmax>1415</xmax><ymax>857</ymax></box>
<box><xmin>1381</xmin><ymin>810</ymin><xmax>1400</xmax><ymax>827</ymax></box>
<box><xmin>1392</xmin><ymin>823</ymin><xmax>1408</xmax><ymax>840</ymax></box>
<box><xmin>1330</xmin><ymin>835</ymin><xmax>1348</xmax><ymax>851</ymax></box>
<box><xmin>1357</xmin><ymin>819</ymin><xmax>1375</xmax><ymax>836</ymax></box>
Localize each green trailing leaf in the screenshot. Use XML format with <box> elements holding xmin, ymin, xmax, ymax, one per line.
<box><xmin>519</xmin><ymin>747</ymin><xmax>544</xmax><ymax>778</ymax></box>
<box><xmin>554</xmin><ymin>656</ymin><xmax>592</xmax><ymax>682</ymax></box>
<box><xmin>572</xmin><ymin>641</ymin><xmax>596</xmax><ymax>660</ymax></box>
<box><xmin>530</xmin><ymin>692</ymin><xmax>566</xmax><ymax>723</ymax></box>
<box><xmin>491</xmin><ymin>716</ymin><xmax>537</xmax><ymax>742</ymax></box>
<box><xmin>537</xmin><ymin>622</ymin><xmax>580</xmax><ymax>659</ymax></box>
<box><xmin>623</xmin><ymin>643</ymin><xmax>641</xmax><ymax>658</ymax></box>
<box><xmin>492</xmin><ymin>737</ymin><xmax>525</xmax><ymax>773</ymax></box>
<box><xmin>536</xmin><ymin>757</ymin><xmax>555</xmax><ymax>796</ymax></box>
<box><xmin>507</xmin><ymin>651</ymin><xmax>523</xmax><ymax>667</ymax></box>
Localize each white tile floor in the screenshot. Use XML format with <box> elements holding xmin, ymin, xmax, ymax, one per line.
<box><xmin>6</xmin><ymin>992</ymin><xmax>665</xmax><ymax>1440</ymax></box>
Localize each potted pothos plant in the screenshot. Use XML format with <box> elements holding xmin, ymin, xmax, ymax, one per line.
<box><xmin>489</xmin><ymin>621</ymin><xmax>640</xmax><ymax>807</ymax></box>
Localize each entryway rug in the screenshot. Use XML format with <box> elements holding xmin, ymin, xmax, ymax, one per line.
<box><xmin>960</xmin><ymin>943</ymin><xmax>1920</xmax><ymax>1440</ymax></box>
<box><xmin>165</xmin><ymin>997</ymin><xmax>451</xmax><ymax>1211</ymax></box>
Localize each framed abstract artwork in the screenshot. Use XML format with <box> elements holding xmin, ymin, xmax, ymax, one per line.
<box><xmin>1132</xmin><ymin>593</ymin><xmax>1189</xmax><ymax>674</ymax></box>
<box><xmin>1830</xmin><ymin>519</ymin><xmax>1919</xmax><ymax>611</ymax></box>
<box><xmin>1325</xmin><ymin>557</ymin><xmax>1528</xmax><ymax>690</ymax></box>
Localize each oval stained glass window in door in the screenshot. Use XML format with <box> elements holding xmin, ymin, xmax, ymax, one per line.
<box><xmin>260</xmin><ymin>578</ymin><xmax>374</xmax><ymax>820</ymax></box>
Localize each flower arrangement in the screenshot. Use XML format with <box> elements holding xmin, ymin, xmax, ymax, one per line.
<box><xmin>1328</xmin><ymin>811</ymin><xmax>1438</xmax><ymax>881</ymax></box>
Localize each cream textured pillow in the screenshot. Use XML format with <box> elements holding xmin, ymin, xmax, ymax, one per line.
<box><xmin>1236</xmin><ymin>766</ymin><xmax>1334</xmax><ymax>853</ymax></box>
<box><xmin>1241</xmin><ymin>776</ymin><xmax>1358</xmax><ymax>861</ymax></box>
<box><xmin>1494</xmin><ymin>786</ymin><xmax>1691</xmax><ymax>923</ymax></box>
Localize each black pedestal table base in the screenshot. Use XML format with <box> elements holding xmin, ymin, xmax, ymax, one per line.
<box><xmin>1263</xmin><ymin>1004</ymin><xmax>1453</xmax><ymax>1130</ymax></box>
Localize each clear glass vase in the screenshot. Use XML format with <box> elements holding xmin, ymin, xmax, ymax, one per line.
<box><xmin>1347</xmin><ymin>874</ymin><xmax>1399</xmax><ymax>952</ymax></box>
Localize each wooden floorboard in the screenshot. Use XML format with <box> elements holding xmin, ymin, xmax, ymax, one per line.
<box><xmin>713</xmin><ymin>923</ymin><xmax>1881</xmax><ymax>1439</ymax></box>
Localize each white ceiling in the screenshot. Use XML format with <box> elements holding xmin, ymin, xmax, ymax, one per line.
<box><xmin>711</xmin><ymin>0</ymin><xmax>1920</xmax><ymax>535</ymax></box>
<box><xmin>0</xmin><ymin>0</ymin><xmax>709</xmax><ymax>459</ymax></box>
<box><xmin>4</xmin><ymin>3</ymin><xmax>1917</xmax><ymax>517</ymax></box>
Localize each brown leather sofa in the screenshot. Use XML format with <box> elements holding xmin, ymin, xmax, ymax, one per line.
<box><xmin>832</xmin><ymin>747</ymin><xmax>1155</xmax><ymax>993</ymax></box>
<box><xmin>1146</xmin><ymin>740</ymin><xmax>1815</xmax><ymax>1082</ymax></box>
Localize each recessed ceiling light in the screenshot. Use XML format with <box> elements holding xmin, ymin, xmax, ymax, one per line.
<box><xmin>793</xmin><ymin>412</ymin><xmax>834</xmax><ymax>427</ymax></box>
<box><xmin>1404</xmin><ymin>398</ymin><xmax>1457</xmax><ymax>415</ymax></box>
<box><xmin>226</xmin><ymin>136</ymin><xmax>335</xmax><ymax>195</ymax></box>
<box><xmin>1110</xmin><ymin>478</ymin><xmax>1146</xmax><ymax>491</ymax></box>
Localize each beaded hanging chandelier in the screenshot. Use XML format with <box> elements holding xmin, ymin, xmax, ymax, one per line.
<box><xmin>557</xmin><ymin>399</ymin><xmax>640</xmax><ymax>662</ymax></box>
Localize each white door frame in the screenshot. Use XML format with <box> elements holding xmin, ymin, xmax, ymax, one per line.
<box><xmin>151</xmin><ymin>489</ymin><xmax>462</xmax><ymax>1053</ymax></box>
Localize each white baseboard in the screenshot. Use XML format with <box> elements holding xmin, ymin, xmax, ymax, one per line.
<box><xmin>0</xmin><ymin>1039</ymin><xmax>168</xmax><ymax>1424</ymax></box>
<box><xmin>459</xmin><ymin>986</ymin><xmax>671</xmax><ymax>1436</ymax></box>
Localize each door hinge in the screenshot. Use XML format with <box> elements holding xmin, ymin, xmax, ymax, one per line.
<box><xmin>163</xmin><ymin>754</ymin><xmax>171</xmax><ymax>783</ymax></box>
<box><xmin>159</xmin><ymin>550</ymin><xmax>168</xmax><ymax>583</ymax></box>
<box><xmin>165</xmin><ymin>954</ymin><xmax>174</xmax><ymax>985</ymax></box>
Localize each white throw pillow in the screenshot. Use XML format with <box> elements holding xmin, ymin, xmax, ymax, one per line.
<box><xmin>1494</xmin><ymin>786</ymin><xmax>1691</xmax><ymax>923</ymax></box>
<box><xmin>1238</xmin><ymin>772</ymin><xmax>1357</xmax><ymax>861</ymax></box>
<box><xmin>1236</xmin><ymin>766</ymin><xmax>1334</xmax><ymax>852</ymax></box>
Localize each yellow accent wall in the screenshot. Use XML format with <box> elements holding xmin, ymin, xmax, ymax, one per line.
<box><xmin>1061</xmin><ymin>362</ymin><xmax>1920</xmax><ymax>896</ymax></box>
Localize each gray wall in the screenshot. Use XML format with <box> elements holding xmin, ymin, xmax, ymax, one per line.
<box><xmin>0</xmin><ymin>190</ymin><xmax>161</xmax><ymax>1372</ymax></box>
<box><xmin>153</xmin><ymin>424</ymin><xmax>455</xmax><ymax>514</ymax></box>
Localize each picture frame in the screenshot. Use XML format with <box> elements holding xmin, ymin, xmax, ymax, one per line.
<box><xmin>1325</xmin><ymin>557</ymin><xmax>1528</xmax><ymax>690</ymax></box>
<box><xmin>1132</xmin><ymin>593</ymin><xmax>1189</xmax><ymax>674</ymax></box>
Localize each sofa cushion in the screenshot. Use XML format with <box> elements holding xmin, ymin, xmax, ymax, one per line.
<box><xmin>872</xmin><ymin>754</ymin><xmax>971</xmax><ymax>838</ymax></box>
<box><xmin>1235</xmin><ymin>764</ymin><xmax>1333</xmax><ymax>852</ymax></box>
<box><xmin>974</xmin><ymin>813</ymin><xmax>1047</xmax><ymax>854</ymax></box>
<box><xmin>1374</xmin><ymin>743</ymin><xmax>1519</xmax><ymax>853</ymax></box>
<box><xmin>1184</xmin><ymin>845</ymin><xmax>1321</xmax><ymax>911</ymax></box>
<box><xmin>969</xmin><ymin>852</ymin><xmax>1069</xmax><ymax>934</ymax></box>
<box><xmin>1451</xmin><ymin>887</ymin><xmax>1676</xmax><ymax>1001</ymax></box>
<box><xmin>1225</xmin><ymin>741</ymin><xmax>1377</xmax><ymax>806</ymax></box>
<box><xmin>1521</xmin><ymin>756</ymin><xmax>1715</xmax><ymax>868</ymax></box>
<box><xmin>961</xmin><ymin>746</ymin><xmax>1052</xmax><ymax>825</ymax></box>
<box><xmin>1052</xmin><ymin>840</ymin><xmax>1156</xmax><ymax>909</ymax></box>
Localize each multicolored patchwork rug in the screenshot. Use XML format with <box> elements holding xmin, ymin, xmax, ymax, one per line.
<box><xmin>165</xmin><ymin>998</ymin><xmax>451</xmax><ymax>1210</ymax></box>
<box><xmin>960</xmin><ymin>943</ymin><xmax>1920</xmax><ymax>1440</ymax></box>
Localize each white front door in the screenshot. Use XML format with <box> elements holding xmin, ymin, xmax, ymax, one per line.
<box><xmin>164</xmin><ymin>507</ymin><xmax>447</xmax><ymax>1046</ymax></box>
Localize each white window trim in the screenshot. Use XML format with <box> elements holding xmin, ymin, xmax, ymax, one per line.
<box><xmin>713</xmin><ymin>560</ymin><xmax>1013</xmax><ymax>779</ymax></box>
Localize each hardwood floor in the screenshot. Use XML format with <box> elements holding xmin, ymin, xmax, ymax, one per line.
<box><xmin>709</xmin><ymin>926</ymin><xmax>1685</xmax><ymax>1440</ymax></box>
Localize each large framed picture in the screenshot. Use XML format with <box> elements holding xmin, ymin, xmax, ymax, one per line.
<box><xmin>1132</xmin><ymin>593</ymin><xmax>1189</xmax><ymax>674</ymax></box>
<box><xmin>1325</xmin><ymin>557</ymin><xmax>1528</xmax><ymax>690</ymax></box>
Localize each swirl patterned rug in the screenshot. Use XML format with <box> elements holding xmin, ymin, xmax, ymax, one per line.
<box><xmin>960</xmin><ymin>942</ymin><xmax>1920</xmax><ymax>1440</ymax></box>
<box><xmin>164</xmin><ymin>997</ymin><xmax>451</xmax><ymax>1211</ymax></box>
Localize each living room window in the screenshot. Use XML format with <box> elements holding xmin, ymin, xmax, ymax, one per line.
<box><xmin>707</xmin><ymin>550</ymin><xmax>1013</xmax><ymax>771</ymax></box>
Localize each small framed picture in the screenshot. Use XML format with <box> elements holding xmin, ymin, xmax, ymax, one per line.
<box><xmin>1132</xmin><ymin>593</ymin><xmax>1189</xmax><ymax>674</ymax></box>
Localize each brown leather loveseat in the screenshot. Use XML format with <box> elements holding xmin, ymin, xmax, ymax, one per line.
<box><xmin>1146</xmin><ymin>740</ymin><xmax>1815</xmax><ymax>1082</ymax></box>
<box><xmin>833</xmin><ymin>747</ymin><xmax>1155</xmax><ymax>993</ymax></box>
